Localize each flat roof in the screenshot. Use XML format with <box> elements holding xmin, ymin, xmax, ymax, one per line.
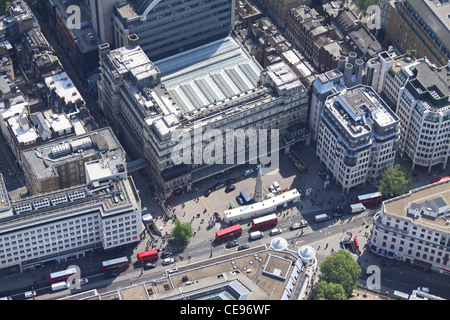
<box><xmin>383</xmin><ymin>180</ymin><xmax>450</xmax><ymax>232</ymax></box>
<box><xmin>21</xmin><ymin>127</ymin><xmax>124</xmax><ymax>181</ymax></box>
<box><xmin>44</xmin><ymin>71</ymin><xmax>84</xmax><ymax>105</ymax></box>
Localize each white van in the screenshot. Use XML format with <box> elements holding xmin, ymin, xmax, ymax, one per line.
<box><xmin>249</xmin><ymin>231</ymin><xmax>264</xmax><ymax>240</ymax></box>
<box><xmin>350</xmin><ymin>203</ymin><xmax>366</xmax><ymax>214</ymax></box>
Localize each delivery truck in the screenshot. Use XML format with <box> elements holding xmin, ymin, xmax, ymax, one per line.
<box><xmin>350</xmin><ymin>203</ymin><xmax>366</xmax><ymax>214</ymax></box>
<box><xmin>314</xmin><ymin>213</ymin><xmax>330</xmax><ymax>223</ymax></box>
<box><xmin>51</xmin><ymin>281</ymin><xmax>69</xmax><ymax>292</ymax></box>
<box><xmin>249</xmin><ymin>231</ymin><xmax>264</xmax><ymax>240</ymax></box>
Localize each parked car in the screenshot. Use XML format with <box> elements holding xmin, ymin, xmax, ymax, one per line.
<box><xmin>213</xmin><ymin>182</ymin><xmax>225</xmax><ymax>190</ymax></box>
<box><xmin>226</xmin><ymin>240</ymin><xmax>239</xmax><ymax>248</ymax></box>
<box><xmin>417</xmin><ymin>287</ymin><xmax>430</xmax><ymax>293</ymax></box>
<box><xmin>243</xmin><ymin>169</ymin><xmax>253</xmax><ymax>176</ymax></box>
<box><xmin>237</xmin><ymin>244</ymin><xmax>249</xmax><ymax>251</ymax></box>
<box><xmin>268</xmin><ymin>185</ymin><xmax>276</xmax><ymax>193</ymax></box>
<box><xmin>162</xmin><ymin>258</ymin><xmax>175</xmax><ymax>266</ymax></box>
<box><xmin>225</xmin><ymin>178</ymin><xmax>236</xmax><ymax>185</ymax></box>
<box><xmin>270</xmin><ymin>228</ymin><xmax>282</xmax><ymax>236</ymax></box>
<box><xmin>204</xmin><ymin>188</ymin><xmax>213</xmax><ymax>197</ymax></box>
<box><xmin>161</xmin><ymin>251</ymin><xmax>172</xmax><ymax>259</ymax></box>
<box><xmin>24</xmin><ymin>291</ymin><xmax>36</xmax><ymax>299</ymax></box>
<box><xmin>235</xmin><ymin>196</ymin><xmax>244</xmax><ymax>206</ymax></box>
<box><xmin>144</xmin><ymin>262</ymin><xmax>156</xmax><ymax>270</ymax></box>
<box><xmin>225</xmin><ymin>185</ymin><xmax>236</xmax><ymax>193</ymax></box>
<box><xmin>78</xmin><ymin>278</ymin><xmax>88</xmax><ymax>285</ymax></box>
<box><xmin>273</xmin><ymin>181</ymin><xmax>281</xmax><ymax>193</ymax></box>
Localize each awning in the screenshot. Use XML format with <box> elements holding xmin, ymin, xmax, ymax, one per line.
<box><xmin>413</xmin><ymin>259</ymin><xmax>432</xmax><ymax>269</ymax></box>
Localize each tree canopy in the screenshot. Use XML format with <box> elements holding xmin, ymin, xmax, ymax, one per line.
<box><xmin>171</xmin><ymin>219</ymin><xmax>193</xmax><ymax>243</ymax></box>
<box><xmin>315</xmin><ymin>281</ymin><xmax>347</xmax><ymax>300</ymax></box>
<box><xmin>377</xmin><ymin>164</ymin><xmax>412</xmax><ymax>197</ymax></box>
<box><xmin>355</xmin><ymin>0</ymin><xmax>378</xmax><ymax>13</ymax></box>
<box><xmin>319</xmin><ymin>249</ymin><xmax>361</xmax><ymax>297</ymax></box>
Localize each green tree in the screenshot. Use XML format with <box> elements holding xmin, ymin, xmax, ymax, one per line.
<box><xmin>377</xmin><ymin>164</ymin><xmax>412</xmax><ymax>196</ymax></box>
<box><xmin>319</xmin><ymin>249</ymin><xmax>361</xmax><ymax>297</ymax></box>
<box><xmin>315</xmin><ymin>281</ymin><xmax>347</xmax><ymax>300</ymax></box>
<box><xmin>171</xmin><ymin>219</ymin><xmax>193</xmax><ymax>243</ymax></box>
<box><xmin>355</xmin><ymin>0</ymin><xmax>378</xmax><ymax>13</ymax></box>
<box><xmin>0</xmin><ymin>1</ymin><xmax>9</xmax><ymax>16</ymax></box>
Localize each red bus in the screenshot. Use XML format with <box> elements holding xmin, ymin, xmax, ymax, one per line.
<box><xmin>252</xmin><ymin>213</ymin><xmax>278</xmax><ymax>231</ymax></box>
<box><xmin>136</xmin><ymin>249</ymin><xmax>159</xmax><ymax>264</ymax></box>
<box><xmin>216</xmin><ymin>224</ymin><xmax>242</xmax><ymax>242</ymax></box>
<box><xmin>101</xmin><ymin>256</ymin><xmax>130</xmax><ymax>273</ymax></box>
<box><xmin>49</xmin><ymin>267</ymin><xmax>77</xmax><ymax>284</ymax></box>
<box><xmin>356</xmin><ymin>192</ymin><xmax>382</xmax><ymax>206</ymax></box>
<box><xmin>430</xmin><ymin>176</ymin><xmax>450</xmax><ymax>184</ymax></box>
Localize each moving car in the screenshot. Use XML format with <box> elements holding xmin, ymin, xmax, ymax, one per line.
<box><xmin>204</xmin><ymin>188</ymin><xmax>213</xmax><ymax>197</ymax></box>
<box><xmin>214</xmin><ymin>212</ymin><xmax>221</xmax><ymax>222</ymax></box>
<box><xmin>105</xmin><ymin>272</ymin><xmax>118</xmax><ymax>279</ymax></box>
<box><xmin>270</xmin><ymin>228</ymin><xmax>282</xmax><ymax>236</ymax></box>
<box><xmin>225</xmin><ymin>185</ymin><xmax>236</xmax><ymax>193</ymax></box>
<box><xmin>78</xmin><ymin>278</ymin><xmax>88</xmax><ymax>285</ymax></box>
<box><xmin>225</xmin><ymin>178</ymin><xmax>236</xmax><ymax>185</ymax></box>
<box><xmin>162</xmin><ymin>258</ymin><xmax>175</xmax><ymax>266</ymax></box>
<box><xmin>161</xmin><ymin>251</ymin><xmax>172</xmax><ymax>259</ymax></box>
<box><xmin>144</xmin><ymin>262</ymin><xmax>156</xmax><ymax>270</ymax></box>
<box><xmin>237</xmin><ymin>244</ymin><xmax>249</xmax><ymax>251</ymax></box>
<box><xmin>24</xmin><ymin>291</ymin><xmax>37</xmax><ymax>299</ymax></box>
<box><xmin>213</xmin><ymin>182</ymin><xmax>225</xmax><ymax>190</ymax></box>
<box><xmin>225</xmin><ymin>240</ymin><xmax>239</xmax><ymax>248</ymax></box>
<box><xmin>255</xmin><ymin>164</ymin><xmax>265</xmax><ymax>170</ymax></box>
<box><xmin>243</xmin><ymin>169</ymin><xmax>253</xmax><ymax>176</ymax></box>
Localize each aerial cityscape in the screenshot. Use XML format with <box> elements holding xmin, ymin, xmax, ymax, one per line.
<box><xmin>0</xmin><ymin>0</ymin><xmax>448</xmax><ymax>304</ymax></box>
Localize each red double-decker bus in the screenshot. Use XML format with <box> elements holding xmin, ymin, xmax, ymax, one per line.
<box><xmin>430</xmin><ymin>176</ymin><xmax>450</xmax><ymax>184</ymax></box>
<box><xmin>137</xmin><ymin>250</ymin><xmax>159</xmax><ymax>264</ymax></box>
<box><xmin>252</xmin><ymin>213</ymin><xmax>278</xmax><ymax>231</ymax></box>
<box><xmin>216</xmin><ymin>224</ymin><xmax>242</xmax><ymax>242</ymax></box>
<box><xmin>101</xmin><ymin>256</ymin><xmax>130</xmax><ymax>273</ymax></box>
<box><xmin>49</xmin><ymin>267</ymin><xmax>77</xmax><ymax>284</ymax></box>
<box><xmin>356</xmin><ymin>192</ymin><xmax>382</xmax><ymax>206</ymax></box>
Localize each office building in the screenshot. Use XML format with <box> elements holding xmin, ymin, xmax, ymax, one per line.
<box><xmin>0</xmin><ymin>169</ymin><xmax>142</xmax><ymax>274</ymax></box>
<box><xmin>316</xmin><ymin>85</ymin><xmax>400</xmax><ymax>193</ymax></box>
<box><xmin>369</xmin><ymin>180</ymin><xmax>450</xmax><ymax>275</ymax></box>
<box><xmin>21</xmin><ymin>127</ymin><xmax>125</xmax><ymax>195</ymax></box>
<box><xmin>48</xmin><ymin>0</ymin><xmax>101</xmax><ymax>79</ymax></box>
<box><xmin>364</xmin><ymin>49</ymin><xmax>417</xmax><ymax>110</ymax></box>
<box><xmin>309</xmin><ymin>52</ymin><xmax>365</xmax><ymax>141</ymax></box>
<box><xmin>394</xmin><ymin>58</ymin><xmax>450</xmax><ymax>173</ymax></box>
<box><xmin>112</xmin><ymin>0</ymin><xmax>235</xmax><ymax>61</ymax></box>
<box><xmin>386</xmin><ymin>0</ymin><xmax>449</xmax><ymax>67</ymax></box>
<box><xmin>98</xmin><ymin>35</ymin><xmax>310</xmax><ymax>199</ymax></box>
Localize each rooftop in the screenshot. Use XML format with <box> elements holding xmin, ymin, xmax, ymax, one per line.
<box><xmin>383</xmin><ymin>180</ymin><xmax>450</xmax><ymax>233</ymax></box>
<box><xmin>21</xmin><ymin>127</ymin><xmax>125</xmax><ymax>181</ymax></box>
<box><xmin>106</xmin><ymin>44</ymin><xmax>158</xmax><ymax>84</ymax></box>
<box><xmin>44</xmin><ymin>71</ymin><xmax>84</xmax><ymax>105</ymax></box>
<box><xmin>49</xmin><ymin>0</ymin><xmax>100</xmax><ymax>53</ymax></box>
<box><xmin>153</xmin><ymin>36</ymin><xmax>263</xmax><ymax>115</ymax></box>
<box><xmin>0</xmin><ymin>175</ymin><xmax>140</xmax><ymax>231</ymax></box>
<box><xmin>326</xmin><ymin>85</ymin><xmax>398</xmax><ymax>138</ymax></box>
<box><xmin>404</xmin><ymin>0</ymin><xmax>450</xmax><ymax>50</ymax></box>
